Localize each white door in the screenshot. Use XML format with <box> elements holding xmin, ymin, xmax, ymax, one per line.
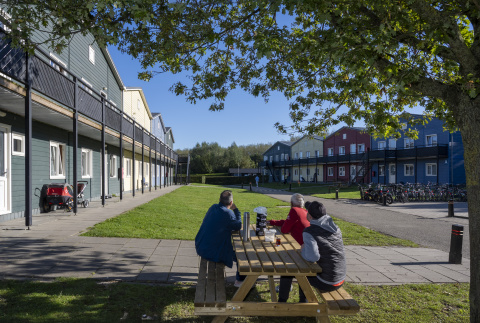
<box><xmin>350</xmin><ymin>165</ymin><xmax>356</xmax><ymax>181</ymax></box>
<box><xmin>0</xmin><ymin>126</ymin><xmax>10</xmax><ymax>214</ymax></box>
<box><xmin>389</xmin><ymin>164</ymin><xmax>396</xmax><ymax>183</ymax></box>
<box><xmin>350</xmin><ymin>144</ymin><xmax>356</xmax><ymax>154</ymax></box>
<box><xmin>101</xmin><ymin>151</ymin><xmax>108</xmax><ymax>196</ymax></box>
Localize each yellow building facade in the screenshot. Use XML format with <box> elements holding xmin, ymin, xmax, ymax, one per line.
<box><xmin>290</xmin><ymin>136</ymin><xmax>324</xmax><ymax>182</ymax></box>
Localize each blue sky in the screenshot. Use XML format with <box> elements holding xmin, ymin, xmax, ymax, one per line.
<box><xmin>108</xmin><ymin>47</ymin><xmax>296</xmax><ymax>150</ymax></box>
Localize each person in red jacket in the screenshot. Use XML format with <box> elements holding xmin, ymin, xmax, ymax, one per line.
<box><xmin>268</xmin><ymin>193</ymin><xmax>310</xmax><ymax>302</ymax></box>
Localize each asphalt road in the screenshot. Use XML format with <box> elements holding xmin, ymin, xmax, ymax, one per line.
<box><xmin>260</xmin><ymin>189</ymin><xmax>471</xmax><ymax>259</ymax></box>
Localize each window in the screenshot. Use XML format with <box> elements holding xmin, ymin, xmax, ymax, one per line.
<box><xmin>109</xmin><ymin>155</ymin><xmax>117</xmax><ymax>178</ymax></box>
<box><xmin>339</xmin><ymin>166</ymin><xmax>345</xmax><ymax>176</ymax></box>
<box><xmin>277</xmin><ymin>146</ymin><xmax>280</xmax><ymax>150</ymax></box>
<box><xmin>358</xmin><ymin>144</ymin><xmax>365</xmax><ymax>153</ymax></box>
<box><xmin>89</xmin><ymin>45</ymin><xmax>95</xmax><ymax>64</ymax></box>
<box><xmin>294</xmin><ymin>152</ymin><xmax>298</xmax><ymax>160</ymax></box>
<box><xmin>343</xmin><ymin>134</ymin><xmax>347</xmax><ymax>139</ymax></box>
<box><xmin>328</xmin><ymin>167</ymin><xmax>334</xmax><ymax>176</ymax></box>
<box><xmin>404</xmin><ymin>138</ymin><xmax>414</xmax><ymax>149</ymax></box>
<box><xmin>50</xmin><ymin>142</ymin><xmax>66</xmax><ymax>179</ymax></box>
<box><xmin>81</xmin><ymin>149</ymin><xmax>92</xmax><ymax>178</ymax></box>
<box><xmin>269</xmin><ymin>156</ymin><xmax>273</xmax><ymax>162</ymax></box>
<box><xmin>339</xmin><ymin>146</ymin><xmax>345</xmax><ymax>155</ymax></box>
<box><xmin>401</xmin><ymin>123</ymin><xmax>407</xmax><ymax>130</ymax></box>
<box><xmin>305</xmin><ymin>141</ymin><xmax>308</xmax><ymax>147</ymax></box>
<box><xmin>315</xmin><ymin>150</ymin><xmax>320</xmax><ymax>157</ymax></box>
<box><xmin>306</xmin><ymin>151</ymin><xmax>310</xmax><ymax>158</ymax></box>
<box><xmin>426</xmin><ymin>163</ymin><xmax>437</xmax><ymax>176</ymax></box>
<box><xmin>378</xmin><ymin>141</ymin><xmax>386</xmax><ymax>150</ymax></box>
<box><xmin>299</xmin><ymin>152</ymin><xmax>303</xmax><ymax>159</ymax></box>
<box><xmin>426</xmin><ymin>134</ymin><xmax>437</xmax><ymax>146</ymax></box>
<box><xmin>379</xmin><ymin>165</ymin><xmax>385</xmax><ymax>176</ymax></box>
<box><xmin>275</xmin><ymin>155</ymin><xmax>279</xmax><ymax>162</ymax></box>
<box><xmin>280</xmin><ymin>153</ymin><xmax>284</xmax><ymax>161</ymax></box>
<box><xmin>80</xmin><ymin>78</ymin><xmax>93</xmax><ymax>94</ymax></box>
<box><xmin>404</xmin><ymin>164</ymin><xmax>414</xmax><ymax>176</ymax></box>
<box><xmin>358</xmin><ymin>167</ymin><xmax>365</xmax><ymax>176</ymax></box>
<box><xmin>285</xmin><ymin>154</ymin><xmax>289</xmax><ymax>160</ymax></box>
<box><xmin>328</xmin><ymin>148</ymin><xmax>334</xmax><ymax>156</ymax></box>
<box><xmin>12</xmin><ymin>133</ymin><xmax>24</xmax><ymax>156</ymax></box>
<box><xmin>294</xmin><ymin>169</ymin><xmax>298</xmax><ymax>175</ymax></box>
<box><xmin>264</xmin><ymin>155</ymin><xmax>268</xmax><ymax>161</ymax></box>
<box><xmin>124</xmin><ymin>158</ymin><xmax>132</xmax><ymax>177</ymax></box>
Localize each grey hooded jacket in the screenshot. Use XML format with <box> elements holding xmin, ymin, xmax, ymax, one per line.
<box><xmin>302</xmin><ymin>215</ymin><xmax>346</xmax><ymax>285</ymax></box>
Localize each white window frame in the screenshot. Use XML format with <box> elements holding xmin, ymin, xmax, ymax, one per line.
<box><xmin>328</xmin><ymin>148</ymin><xmax>334</xmax><ymax>156</ymax></box>
<box><xmin>277</xmin><ymin>146</ymin><xmax>280</xmax><ymax>150</ymax></box>
<box><xmin>294</xmin><ymin>152</ymin><xmax>298</xmax><ymax>160</ymax></box>
<box><xmin>280</xmin><ymin>153</ymin><xmax>284</xmax><ymax>161</ymax></box>
<box><xmin>404</xmin><ymin>164</ymin><xmax>414</xmax><ymax>176</ymax></box>
<box><xmin>264</xmin><ymin>155</ymin><xmax>268</xmax><ymax>161</ymax></box>
<box><xmin>124</xmin><ymin>158</ymin><xmax>132</xmax><ymax>177</ymax></box>
<box><xmin>269</xmin><ymin>156</ymin><xmax>273</xmax><ymax>162</ymax></box>
<box><xmin>426</xmin><ymin>134</ymin><xmax>437</xmax><ymax>147</ymax></box>
<box><xmin>378</xmin><ymin>141</ymin><xmax>386</xmax><ymax>150</ymax></box>
<box><xmin>275</xmin><ymin>155</ymin><xmax>279</xmax><ymax>162</ymax></box>
<box><xmin>404</xmin><ymin>138</ymin><xmax>414</xmax><ymax>149</ymax></box>
<box><xmin>339</xmin><ymin>146</ymin><xmax>345</xmax><ymax>155</ymax></box>
<box><xmin>315</xmin><ymin>150</ymin><xmax>320</xmax><ymax>157</ymax></box>
<box><xmin>306</xmin><ymin>151</ymin><xmax>310</xmax><ymax>158</ymax></box>
<box><xmin>81</xmin><ymin>148</ymin><xmax>93</xmax><ymax>178</ymax></box>
<box><xmin>109</xmin><ymin>155</ymin><xmax>117</xmax><ymax>178</ymax></box>
<box><xmin>343</xmin><ymin>134</ymin><xmax>347</xmax><ymax>139</ymax></box>
<box><xmin>379</xmin><ymin>165</ymin><xmax>385</xmax><ymax>176</ymax></box>
<box><xmin>89</xmin><ymin>45</ymin><xmax>95</xmax><ymax>64</ymax></box>
<box><xmin>285</xmin><ymin>154</ymin><xmax>289</xmax><ymax>160</ymax></box>
<box><xmin>358</xmin><ymin>144</ymin><xmax>365</xmax><ymax>153</ymax></box>
<box><xmin>339</xmin><ymin>166</ymin><xmax>345</xmax><ymax>176</ymax></box>
<box><xmin>50</xmin><ymin>141</ymin><xmax>66</xmax><ymax>179</ymax></box>
<box><xmin>328</xmin><ymin>167</ymin><xmax>334</xmax><ymax>176</ymax></box>
<box><xmin>299</xmin><ymin>152</ymin><xmax>303</xmax><ymax>159</ymax></box>
<box><xmin>426</xmin><ymin>163</ymin><xmax>437</xmax><ymax>176</ymax></box>
<box><xmin>12</xmin><ymin>133</ymin><xmax>25</xmax><ymax>156</ymax></box>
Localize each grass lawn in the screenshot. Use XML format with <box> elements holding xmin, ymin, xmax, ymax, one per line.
<box><xmin>0</xmin><ymin>279</ymin><xmax>468</xmax><ymax>322</ymax></box>
<box><xmin>259</xmin><ymin>182</ymin><xmax>362</xmax><ymax>199</ymax></box>
<box><xmin>82</xmin><ymin>185</ymin><xmax>417</xmax><ymax>247</ymax></box>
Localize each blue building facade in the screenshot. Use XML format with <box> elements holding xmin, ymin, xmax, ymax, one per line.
<box><xmin>369</xmin><ymin>116</ymin><xmax>465</xmax><ymax>185</ymax></box>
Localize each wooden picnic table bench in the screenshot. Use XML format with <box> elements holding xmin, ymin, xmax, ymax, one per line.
<box><xmin>194</xmin><ymin>225</ymin><xmax>359</xmax><ymax>322</ymax></box>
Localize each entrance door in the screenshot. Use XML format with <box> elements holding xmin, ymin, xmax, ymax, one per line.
<box><xmin>350</xmin><ymin>165</ymin><xmax>356</xmax><ymax>181</ymax></box>
<box><xmin>389</xmin><ymin>164</ymin><xmax>396</xmax><ymax>183</ymax></box>
<box><xmin>101</xmin><ymin>151</ymin><xmax>109</xmax><ymax>196</ymax></box>
<box><xmin>0</xmin><ymin>126</ymin><xmax>10</xmax><ymax>214</ymax></box>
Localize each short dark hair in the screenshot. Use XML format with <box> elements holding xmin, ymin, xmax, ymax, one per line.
<box><xmin>305</xmin><ymin>201</ymin><xmax>311</xmax><ymax>210</ymax></box>
<box><xmin>219</xmin><ymin>190</ymin><xmax>233</xmax><ymax>206</ymax></box>
<box><xmin>307</xmin><ymin>201</ymin><xmax>326</xmax><ymax>219</ymax></box>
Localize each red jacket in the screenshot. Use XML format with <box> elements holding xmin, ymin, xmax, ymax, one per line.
<box><xmin>269</xmin><ymin>207</ymin><xmax>310</xmax><ymax>245</ymax></box>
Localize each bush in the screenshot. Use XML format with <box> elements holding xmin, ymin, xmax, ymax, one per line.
<box><xmin>187</xmin><ymin>175</ymin><xmax>267</xmax><ymax>185</ymax></box>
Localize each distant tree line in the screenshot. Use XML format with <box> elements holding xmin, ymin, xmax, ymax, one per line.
<box><xmin>176</xmin><ymin>142</ymin><xmax>272</xmax><ymax>174</ymax></box>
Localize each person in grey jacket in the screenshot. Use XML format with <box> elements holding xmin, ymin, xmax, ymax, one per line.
<box><xmin>299</xmin><ymin>201</ymin><xmax>346</xmax><ymax>302</ymax></box>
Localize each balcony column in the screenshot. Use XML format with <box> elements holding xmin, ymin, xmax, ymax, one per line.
<box><xmin>73</xmin><ymin>78</ymin><xmax>78</xmax><ymax>214</ymax></box>
<box><xmin>119</xmin><ymin>114</ymin><xmax>123</xmax><ymax>200</ymax></box>
<box><xmin>415</xmin><ymin>147</ymin><xmax>418</xmax><ymax>183</ymax></box>
<box><xmin>25</xmin><ymin>52</ymin><xmax>32</xmax><ymax>227</ymax></box>
<box><xmin>132</xmin><ymin>121</ymin><xmax>136</xmax><ymax>197</ymax></box>
<box><xmin>141</xmin><ymin>130</ymin><xmax>144</xmax><ymax>194</ymax></box>
<box><xmin>101</xmin><ymin>99</ymin><xmax>106</xmax><ymax>206</ymax></box>
<box><xmin>101</xmin><ymin>99</ymin><xmax>105</xmax><ymax>206</ymax></box>
<box><xmin>154</xmin><ymin>140</ymin><xmax>158</xmax><ymax>190</ymax></box>
<box><xmin>149</xmin><ymin>137</ymin><xmax>152</xmax><ymax>192</ymax></box>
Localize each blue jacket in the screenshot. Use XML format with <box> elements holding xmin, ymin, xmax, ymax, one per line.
<box><xmin>195</xmin><ymin>203</ymin><xmax>242</xmax><ymax>268</ymax></box>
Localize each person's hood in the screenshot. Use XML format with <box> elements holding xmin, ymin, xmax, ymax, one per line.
<box><xmin>310</xmin><ymin>214</ymin><xmax>338</xmax><ymax>233</ymax></box>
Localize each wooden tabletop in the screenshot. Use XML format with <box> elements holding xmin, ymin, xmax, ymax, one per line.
<box><xmin>233</xmin><ymin>225</ymin><xmax>322</xmax><ymax>276</ymax></box>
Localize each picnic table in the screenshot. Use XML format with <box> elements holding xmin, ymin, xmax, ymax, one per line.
<box><xmin>195</xmin><ymin>225</ymin><xmax>359</xmax><ymax>322</ymax></box>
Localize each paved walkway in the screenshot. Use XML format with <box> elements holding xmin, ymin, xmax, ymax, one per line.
<box><xmin>0</xmin><ymin>185</ymin><xmax>470</xmax><ymax>286</ymax></box>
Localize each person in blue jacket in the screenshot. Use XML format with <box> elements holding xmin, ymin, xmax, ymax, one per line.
<box><xmin>195</xmin><ymin>190</ymin><xmax>245</xmax><ymax>286</ymax></box>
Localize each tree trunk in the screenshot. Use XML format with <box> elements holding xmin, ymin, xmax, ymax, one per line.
<box><xmin>457</xmin><ymin>102</ymin><xmax>480</xmax><ymax>322</ymax></box>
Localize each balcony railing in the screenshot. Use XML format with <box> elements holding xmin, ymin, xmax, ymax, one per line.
<box><xmin>0</xmin><ymin>30</ymin><xmax>177</xmax><ymax>162</ymax></box>
<box><xmin>261</xmin><ymin>144</ymin><xmax>449</xmax><ymax>168</ymax></box>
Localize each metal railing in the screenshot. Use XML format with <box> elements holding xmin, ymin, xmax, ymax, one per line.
<box><xmin>0</xmin><ymin>30</ymin><xmax>178</xmax><ymax>163</ymax></box>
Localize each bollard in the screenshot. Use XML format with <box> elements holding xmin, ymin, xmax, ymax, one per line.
<box><xmin>448</xmin><ymin>199</ymin><xmax>454</xmax><ymax>217</ymax></box>
<box><xmin>449</xmin><ymin>224</ymin><xmax>464</xmax><ymax>264</ymax></box>
<box><xmin>249</xmin><ymin>183</ymin><xmax>252</xmax><ymax>191</ymax></box>
<box><xmin>289</xmin><ymin>184</ymin><xmax>291</xmax><ymax>191</ymax></box>
<box><xmin>335</xmin><ymin>189</ymin><xmax>339</xmax><ymax>200</ymax></box>
<box><xmin>241</xmin><ymin>183</ymin><xmax>244</xmax><ymax>189</ymax></box>
<box><xmin>383</xmin><ymin>192</ymin><xmax>387</xmax><ymax>206</ymax></box>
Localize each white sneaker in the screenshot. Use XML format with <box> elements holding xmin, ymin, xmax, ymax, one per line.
<box><xmin>234</xmin><ymin>280</ymin><xmax>243</xmax><ymax>288</ymax></box>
